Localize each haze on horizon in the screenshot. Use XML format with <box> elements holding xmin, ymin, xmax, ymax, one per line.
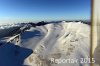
<box><xmin>0</xmin><ymin>0</ymin><xmax>91</xmax><ymax>24</ymax></box>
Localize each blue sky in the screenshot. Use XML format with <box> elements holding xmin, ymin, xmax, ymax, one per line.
<box><xmin>0</xmin><ymin>0</ymin><xmax>91</xmax><ymax>24</ymax></box>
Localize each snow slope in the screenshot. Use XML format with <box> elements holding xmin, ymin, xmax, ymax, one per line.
<box><xmin>0</xmin><ymin>22</ymin><xmax>90</xmax><ymax>66</ymax></box>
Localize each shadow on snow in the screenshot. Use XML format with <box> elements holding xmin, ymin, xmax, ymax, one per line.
<box><xmin>0</xmin><ymin>43</ymin><xmax>33</xmax><ymax>66</ymax></box>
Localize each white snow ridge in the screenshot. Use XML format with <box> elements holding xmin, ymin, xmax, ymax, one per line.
<box><xmin>0</xmin><ymin>22</ymin><xmax>90</xmax><ymax>66</ymax></box>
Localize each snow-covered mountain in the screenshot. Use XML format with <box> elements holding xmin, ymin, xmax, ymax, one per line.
<box><xmin>0</xmin><ymin>21</ymin><xmax>90</xmax><ymax>66</ymax></box>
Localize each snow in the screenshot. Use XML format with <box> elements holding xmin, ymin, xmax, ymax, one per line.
<box><xmin>0</xmin><ymin>43</ymin><xmax>33</xmax><ymax>66</ymax></box>
<box><xmin>0</xmin><ymin>22</ymin><xmax>90</xmax><ymax>66</ymax></box>
<box><xmin>0</xmin><ymin>27</ymin><xmax>20</xmax><ymax>39</ymax></box>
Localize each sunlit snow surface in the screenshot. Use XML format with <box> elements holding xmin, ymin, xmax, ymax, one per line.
<box><xmin>0</xmin><ymin>22</ymin><xmax>90</xmax><ymax>66</ymax></box>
